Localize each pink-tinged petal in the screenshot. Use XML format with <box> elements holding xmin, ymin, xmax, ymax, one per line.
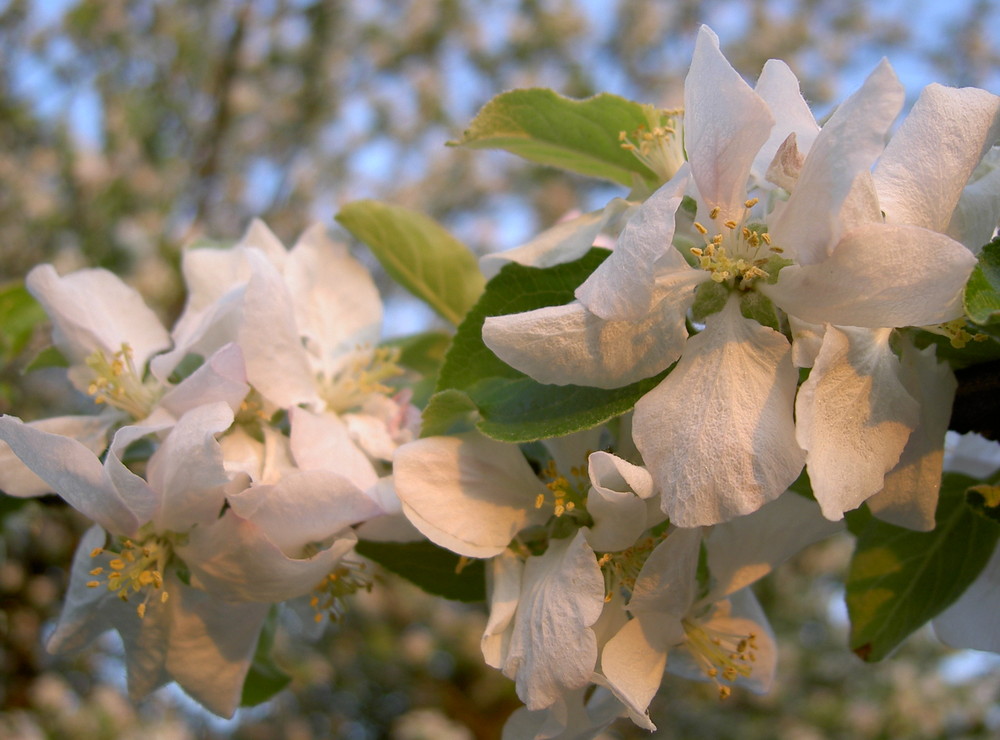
<box><xmin>26</xmin><ymin>264</ymin><xmax>170</xmax><ymax>369</ymax></box>
<box><xmin>627</xmin><ymin>526</ymin><xmax>701</xmax><ymax>617</ymax></box>
<box><xmin>286</xmin><ymin>224</ymin><xmax>383</xmax><ymax>370</ymax></box>
<box><xmin>502</xmin><ymin>686</ymin><xmax>628</xmax><ymax>740</ymax></box>
<box><xmin>770</xmin><ymin>60</ymin><xmax>904</xmax><ymax>265</ymax></box>
<box><xmin>949</xmin><ymin>156</ymin><xmax>1000</xmax><ymax>251</ymax></box>
<box><xmin>482</xmin><ymin>550</ymin><xmax>523</xmax><ymax>670</ymax></box>
<box><xmin>290</xmin><ymin>407</ymin><xmax>378</xmax><ymax>491</ymax></box>
<box><xmin>575</xmin><ymin>175</ymin><xmax>689</xmax><ymax>321</ymax></box>
<box><xmin>795</xmin><ymin>327</ymin><xmax>920</xmax><ymax>520</ymax></box>
<box><xmin>667</xmin><ymin>590</ymin><xmax>776</xmax><ymax>694</ymax></box>
<box><xmin>684</xmin><ymin>26</ymin><xmax>774</xmax><ymax>222</ymax></box>
<box><xmin>482</xmin><ymin>201</ymin><xmax>634</xmax><ymax>279</ymax></box>
<box><xmin>240</xmin><ymin>249</ymin><xmax>319</xmax><ymax>409</ymax></box>
<box><xmin>0</xmin><ymin>415</ymin><xmax>149</xmax><ymax>535</ymax></box>
<box><xmin>393</xmin><ymin>434</ymin><xmax>549</xmax><ymax>558</ymax></box>
<box><xmin>933</xmin><ymin>543</ymin><xmax>1000</xmax><ymax>652</ymax></box>
<box><xmin>502</xmin><ymin>531</ymin><xmax>605</xmax><ymax>710</ymax></box>
<box><xmin>753</xmin><ymin>60</ymin><xmax>819</xmax><ymax>184</ymax></box>
<box><xmin>764</xmin><ymin>222</ymin><xmax>978</xmax><ymax>327</ymax></box>
<box><xmin>634</xmin><ymin>299</ymin><xmax>803</xmax><ymax>527</ymax></box>
<box><xmin>600</xmin><ymin>617</ymin><xmax>671</xmax><ymax>726</ymax></box>
<box><xmin>788</xmin><ymin>316</ymin><xmax>826</xmax><ymax>369</ymax></box>
<box><xmin>147</xmin><ymin>403</ymin><xmax>233</xmax><ymax>532</ymax></box>
<box><xmin>875</xmin><ymin>84</ymin><xmax>1000</xmax><ymax>232</ymax></box>
<box><xmin>182</xmin><ymin>511</ymin><xmax>357</xmax><ymax>602</ymax></box>
<box><xmin>869</xmin><ymin>342</ymin><xmax>956</xmax><ymax>531</ymax></box>
<box><xmin>706</xmin><ymin>493</ymin><xmax>843</xmax><ymax>599</ymax></box>
<box><xmin>164</xmin><ymin>587</ymin><xmax>270</xmax><ymax>718</ymax></box>
<box><xmin>483</xmin><ymin>296</ymin><xmax>690</xmax><ymax>390</ymax></box>
<box><xmin>158</xmin><ymin>343</ymin><xmax>249</xmax><ymax>419</ymax></box>
<box><xmin>0</xmin><ymin>415</ymin><xmax>111</xmax><ymax>497</ymax></box>
<box><xmin>235</xmin><ymin>218</ymin><xmax>289</xmax><ymax>266</ymax></box>
<box><xmin>228</xmin><ymin>469</ymin><xmax>381</xmax><ymax>554</ymax></box>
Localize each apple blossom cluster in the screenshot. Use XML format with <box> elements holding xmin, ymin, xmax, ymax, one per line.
<box><xmin>0</xmin><ymin>222</ymin><xmax>419</xmax><ymax>717</ymax></box>
<box><xmin>3</xmin><ymin>22</ymin><xmax>1000</xmax><ymax>740</ymax></box>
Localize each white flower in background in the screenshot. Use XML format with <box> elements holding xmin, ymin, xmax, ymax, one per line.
<box><xmin>484</xmin><ymin>26</ymin><xmax>981</xmax><ymax>527</ymax></box>
<box><xmin>0</xmin><ymin>402</ymin><xmax>370</xmax><ymax>715</ymax></box>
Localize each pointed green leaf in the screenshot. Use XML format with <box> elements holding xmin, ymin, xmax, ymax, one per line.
<box><xmin>355</xmin><ymin>539</ymin><xmax>486</xmax><ymax>602</ymax></box>
<box><xmin>964</xmin><ymin>237</ymin><xmax>1000</xmax><ymax>325</ymax></box>
<box><xmin>420</xmin><ymin>388</ymin><xmax>480</xmax><ymax>437</ymax></box>
<box><xmin>451</xmin><ymin>89</ymin><xmax>662</xmax><ymax>187</ymax></box>
<box><xmin>846</xmin><ymin>473</ymin><xmax>1000</xmax><ymax>662</ymax></box>
<box><xmin>436</xmin><ymin>249</ymin><xmax>670</xmax><ymax>442</ymax></box>
<box><xmin>337</xmin><ymin>200</ymin><xmax>484</xmax><ymax>326</ymax></box>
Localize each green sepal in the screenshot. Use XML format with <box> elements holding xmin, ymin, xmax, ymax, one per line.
<box><xmin>436</xmin><ymin>249</ymin><xmax>670</xmax><ymax>442</ymax></box>
<box><xmin>739</xmin><ymin>290</ymin><xmax>781</xmax><ymax>331</ymax></box>
<box><xmin>355</xmin><ymin>539</ymin><xmax>486</xmax><ymax>602</ymax></box>
<box><xmin>846</xmin><ymin>473</ymin><xmax>1000</xmax><ymax>662</ymax></box>
<box><xmin>450</xmin><ymin>88</ymin><xmax>660</xmax><ymax>187</ymax></box>
<box><xmin>336</xmin><ymin>200</ymin><xmax>484</xmax><ymax>326</ymax></box>
<box><xmin>691</xmin><ymin>281</ymin><xmax>728</xmax><ymax>322</ymax></box>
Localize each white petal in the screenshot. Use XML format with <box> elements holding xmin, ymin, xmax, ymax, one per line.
<box><xmin>158</xmin><ymin>343</ymin><xmax>249</xmax><ymax>419</ymax></box>
<box><xmin>227</xmin><ymin>469</ymin><xmax>381</xmax><ymax>554</ymax></box>
<box><xmin>764</xmin><ymin>222</ymin><xmax>978</xmax><ymax>327</ymax></box>
<box><xmin>0</xmin><ymin>415</ymin><xmax>111</xmax><ymax>497</ymax></box>
<box><xmin>290</xmin><ymin>407</ymin><xmax>378</xmax><ymax>491</ymax></box>
<box><xmin>26</xmin><ymin>264</ymin><xmax>170</xmax><ymax>368</ymax></box>
<box><xmin>600</xmin><ymin>617</ymin><xmax>671</xmax><ymax>723</ymax></box>
<box><xmin>706</xmin><ymin>492</ymin><xmax>843</xmax><ymax>599</ymax></box>
<box><xmin>483</xmin><ymin>549</ymin><xmax>524</xmax><ymax>669</ymax></box>
<box><xmin>575</xmin><ymin>176</ymin><xmax>689</xmax><ymax>321</ymax></box>
<box><xmin>753</xmin><ymin>59</ymin><xmax>819</xmax><ymax>184</ymax></box>
<box><xmin>240</xmin><ymin>249</ymin><xmax>319</xmax><ymax>409</ymax></box>
<box><xmin>286</xmin><ymin>224</ymin><xmax>383</xmax><ymax>371</ymax></box>
<box><xmin>795</xmin><ymin>327</ymin><xmax>920</xmax><ymax>520</ymax></box>
<box><xmin>634</xmin><ymin>299</ymin><xmax>803</xmax><ymax>527</ymax></box>
<box><xmin>0</xmin><ymin>415</ymin><xmax>150</xmax><ymax>535</ymax></box>
<box><xmin>933</xmin><ymin>543</ymin><xmax>1000</xmax><ymax>652</ymax></box>
<box><xmin>948</xmin><ymin>158</ymin><xmax>1000</xmax><ymax>250</ymax></box>
<box><xmin>147</xmin><ymin>403</ymin><xmax>233</xmax><ymax>532</ymax></box>
<box><xmin>182</xmin><ymin>511</ymin><xmax>357</xmax><ymax>602</ymax></box>
<box><xmin>164</xmin><ymin>583</ymin><xmax>270</xmax><ymax>718</ymax></box>
<box><xmin>788</xmin><ymin>316</ymin><xmax>826</xmax><ymax>369</ymax></box>
<box><xmin>585</xmin><ymin>486</ymin><xmax>648</xmax><ymax>553</ymax></box>
<box><xmin>503</xmin><ymin>531</ymin><xmax>605</xmax><ymax>710</ymax></box>
<box><xmin>501</xmin><ymin>687</ymin><xmax>628</xmax><ymax>740</ymax></box>
<box><xmin>868</xmin><ymin>341</ymin><xmax>956</xmax><ymax>531</ymax></box>
<box><xmin>481</xmin><ymin>200</ymin><xmax>633</xmax><ymax>280</ymax></box>
<box><xmin>684</xmin><ymin>26</ymin><xmax>774</xmax><ymax>222</ymax></box>
<box><xmin>235</xmin><ymin>218</ymin><xmax>289</xmax><ymax>266</ymax></box>
<box><xmin>393</xmin><ymin>434</ymin><xmax>549</xmax><ymax>558</ymax></box>
<box><xmin>627</xmin><ymin>526</ymin><xmax>702</xmax><ymax>617</ymax></box>
<box><xmin>483</xmin><ymin>296</ymin><xmax>689</xmax><ymax>389</ymax></box>
<box><xmin>770</xmin><ymin>60</ymin><xmax>904</xmax><ymax>264</ymax></box>
<box><xmin>874</xmin><ymin>84</ymin><xmax>1000</xmax><ymax>232</ymax></box>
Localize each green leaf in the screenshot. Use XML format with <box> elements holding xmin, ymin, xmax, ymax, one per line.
<box><xmin>436</xmin><ymin>249</ymin><xmax>670</xmax><ymax>442</ymax></box>
<box><xmin>420</xmin><ymin>388</ymin><xmax>480</xmax><ymax>437</ymax></box>
<box><xmin>23</xmin><ymin>345</ymin><xmax>69</xmax><ymax>373</ymax></box>
<box><xmin>846</xmin><ymin>473</ymin><xmax>1000</xmax><ymax>662</ymax></box>
<box><xmin>240</xmin><ymin>608</ymin><xmax>292</xmax><ymax>707</ymax></box>
<box><xmin>382</xmin><ymin>330</ymin><xmax>453</xmax><ymax>407</ymax></box>
<box><xmin>337</xmin><ymin>200</ymin><xmax>484</xmax><ymax>326</ymax></box>
<box><xmin>355</xmin><ymin>539</ymin><xmax>486</xmax><ymax>602</ymax></box>
<box><xmin>451</xmin><ymin>89</ymin><xmax>660</xmax><ymax>187</ymax></box>
<box><xmin>964</xmin><ymin>237</ymin><xmax>1000</xmax><ymax>325</ymax></box>
<box><xmin>0</xmin><ymin>282</ymin><xmax>46</xmax><ymax>364</ymax></box>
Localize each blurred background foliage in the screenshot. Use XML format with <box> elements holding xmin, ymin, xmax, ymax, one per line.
<box><xmin>1</xmin><ymin>0</ymin><xmax>1000</xmax><ymax>737</ymax></box>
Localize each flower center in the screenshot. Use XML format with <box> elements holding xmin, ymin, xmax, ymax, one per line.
<box><xmin>691</xmin><ymin>200</ymin><xmax>783</xmax><ymax>290</ymax></box>
<box><xmin>536</xmin><ymin>459</ymin><xmax>590</xmax><ymax>519</ymax></box>
<box><xmin>309</xmin><ymin>559</ymin><xmax>372</xmax><ymax>623</ymax></box>
<box><xmin>318</xmin><ymin>346</ymin><xmax>403</xmax><ymax>414</ymax></box>
<box><xmin>596</xmin><ymin>533</ymin><xmax>664</xmax><ymax>602</ymax></box>
<box><xmin>87</xmin><ymin>533</ymin><xmax>173</xmax><ymax>619</ymax></box>
<box><xmin>85</xmin><ymin>343</ymin><xmax>162</xmax><ymax>419</ymax></box>
<box><xmin>619</xmin><ymin>106</ymin><xmax>686</xmax><ymax>184</ymax></box>
<box><xmin>682</xmin><ymin>615</ymin><xmax>758</xmax><ymax>699</ymax></box>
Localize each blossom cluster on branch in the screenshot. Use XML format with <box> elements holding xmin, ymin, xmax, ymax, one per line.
<box><xmin>2</xmin><ymin>23</ymin><xmax>1000</xmax><ymax>739</ymax></box>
